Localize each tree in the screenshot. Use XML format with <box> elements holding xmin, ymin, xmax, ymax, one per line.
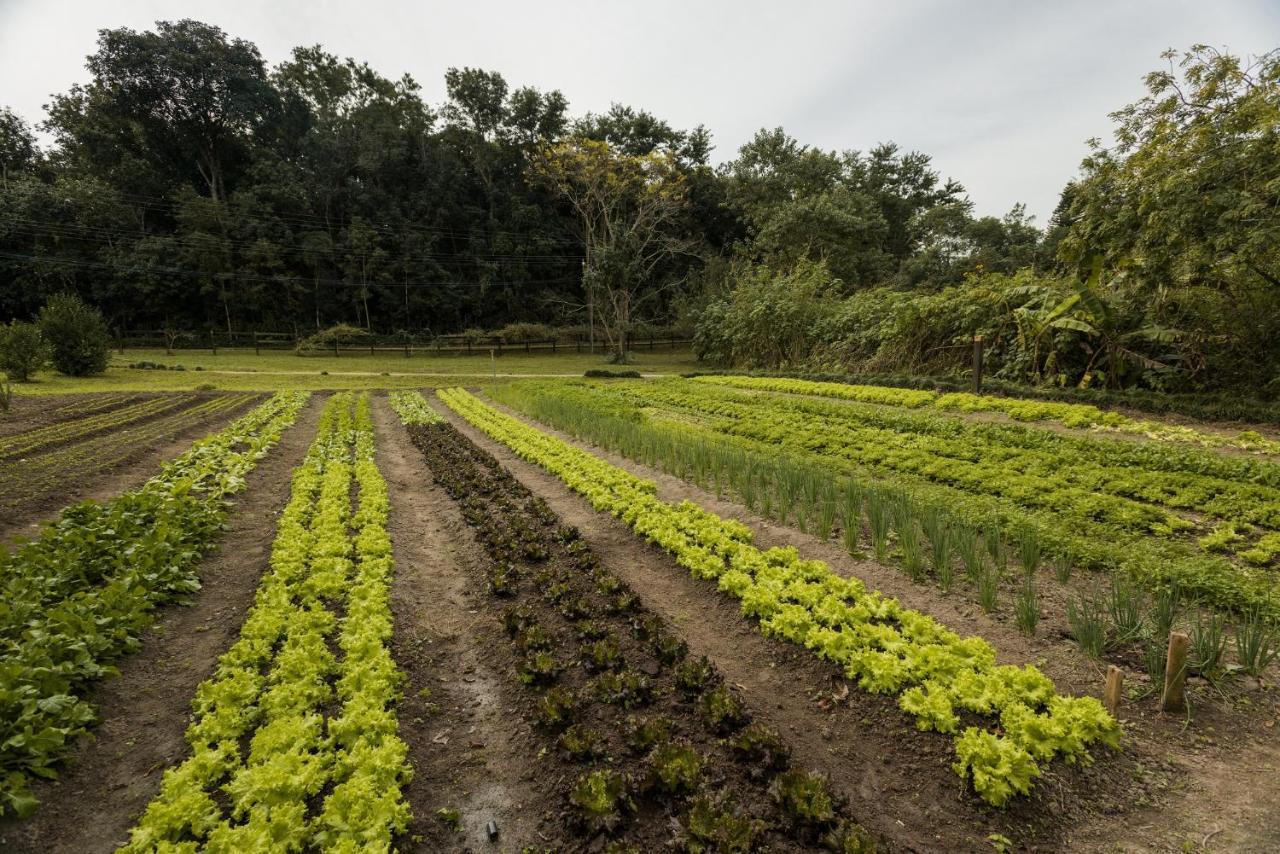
<box><xmin>0</xmin><ymin>107</ymin><xmax>37</xmax><ymax>188</ymax></box>
<box><xmin>38</xmin><ymin>293</ymin><xmax>110</xmax><ymax>376</ymax></box>
<box><xmin>52</xmin><ymin>20</ymin><xmax>280</xmax><ymax>203</ymax></box>
<box><xmin>0</xmin><ymin>321</ymin><xmax>48</xmax><ymax>381</ymax></box>
<box><xmin>1061</xmin><ymin>46</ymin><xmax>1280</xmax><ymax>386</ymax></box>
<box><xmin>530</xmin><ymin>139</ymin><xmax>694</xmax><ymax>359</ymax></box>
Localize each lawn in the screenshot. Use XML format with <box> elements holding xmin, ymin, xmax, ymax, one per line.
<box><xmin>6</xmin><ymin>347</ymin><xmax>702</xmax><ymax>393</ymax></box>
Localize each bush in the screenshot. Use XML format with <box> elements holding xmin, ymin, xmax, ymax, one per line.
<box><xmin>0</xmin><ymin>320</ymin><xmax>48</xmax><ymax>381</ymax></box>
<box><xmin>295</xmin><ymin>323</ymin><xmax>371</xmax><ymax>354</ymax></box>
<box><xmin>38</xmin><ymin>294</ymin><xmax>109</xmax><ymax>377</ymax></box>
<box><xmin>495</xmin><ymin>321</ymin><xmax>554</xmax><ymax>343</ymax></box>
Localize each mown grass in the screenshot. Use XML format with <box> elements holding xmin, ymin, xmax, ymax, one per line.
<box><xmin>7</xmin><ymin>348</ymin><xmax>700</xmax><ymax>394</ymax></box>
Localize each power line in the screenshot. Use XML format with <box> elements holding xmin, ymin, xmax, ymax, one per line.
<box><xmin>0</xmin><ymin>250</ymin><xmax>583</xmax><ymax>290</ymax></box>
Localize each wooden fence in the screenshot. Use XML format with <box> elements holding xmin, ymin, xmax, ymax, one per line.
<box><xmin>116</xmin><ymin>329</ymin><xmax>693</xmax><ymax>357</ymax></box>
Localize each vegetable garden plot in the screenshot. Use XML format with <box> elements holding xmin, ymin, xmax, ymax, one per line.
<box><xmin>0</xmin><ymin>392</ymin><xmax>263</xmax><ymax>523</ymax></box>
<box><xmin>392</xmin><ymin>392</ymin><xmax>875</xmax><ymax>850</ymax></box>
<box><xmin>0</xmin><ymin>393</ymin><xmax>200</xmax><ymax>460</ymax></box>
<box><xmin>0</xmin><ymin>392</ymin><xmax>139</xmax><ymax>441</ymax></box>
<box><xmin>437</xmin><ymin>388</ymin><xmax>1121</xmax><ymax>808</ymax></box>
<box><xmin>692</xmin><ymin>374</ymin><xmax>1280</xmax><ymax>454</ymax></box>
<box><xmin>121</xmin><ymin>392</ymin><xmax>409</xmax><ymax>851</ymax></box>
<box><xmin>492</xmin><ymin>379</ymin><xmax>1280</xmax><ymax>619</ymax></box>
<box><xmin>0</xmin><ymin>391</ymin><xmax>308</xmax><ymax>819</ymax></box>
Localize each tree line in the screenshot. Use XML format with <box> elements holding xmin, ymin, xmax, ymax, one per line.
<box><xmin>1</xmin><ymin>21</ymin><xmax>1276</xmax><ymax>392</ymax></box>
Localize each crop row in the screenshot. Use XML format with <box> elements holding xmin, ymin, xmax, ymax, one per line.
<box><xmin>693</xmin><ymin>374</ymin><xmax>1280</xmax><ymax>454</ymax></box>
<box><xmin>387</xmin><ymin>389</ymin><xmax>443</xmax><ymax>425</ymax></box>
<box><xmin>397</xmin><ymin>394</ymin><xmax>875</xmax><ymax>849</ymax></box>
<box><xmin>0</xmin><ymin>391</ymin><xmax>309</xmax><ymax>818</ymax></box>
<box><xmin>0</xmin><ymin>393</ymin><xmax>262</xmax><ymax>518</ymax></box>
<box><xmin>503</xmin><ymin>379</ymin><xmax>1280</xmax><ymax>616</ymax></box>
<box><xmin>0</xmin><ymin>393</ymin><xmax>199</xmax><ymax>460</ymax></box>
<box><xmin>493</xmin><ymin>382</ymin><xmax>1280</xmax><ymax>683</ymax></box>
<box><xmin>121</xmin><ymin>392</ymin><xmax>409</xmax><ymax>851</ymax></box>
<box><xmin>0</xmin><ymin>392</ymin><xmax>134</xmax><ymax>442</ymax></box>
<box><xmin>438</xmin><ymin>387</ymin><xmax>1121</xmax><ymax>807</ymax></box>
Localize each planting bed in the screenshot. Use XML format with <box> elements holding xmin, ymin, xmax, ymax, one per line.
<box><xmin>0</xmin><ymin>391</ymin><xmax>264</xmax><ymax>539</ymax></box>
<box><xmin>0</xmin><ymin>380</ymin><xmax>1275</xmax><ymax>853</ymax></box>
<box><xmin>398</xmin><ymin>403</ymin><xmax>876</xmax><ymax>851</ymax></box>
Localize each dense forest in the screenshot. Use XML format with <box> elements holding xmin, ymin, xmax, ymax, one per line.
<box><xmin>1</xmin><ymin>21</ymin><xmax>1277</xmax><ymax>392</ymax></box>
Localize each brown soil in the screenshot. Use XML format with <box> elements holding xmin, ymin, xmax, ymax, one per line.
<box><xmin>0</xmin><ymin>393</ymin><xmax>263</xmax><ymax>545</ymax></box>
<box><xmin>0</xmin><ymin>392</ymin><xmax>142</xmax><ymax>440</ymax></box>
<box><xmin>448</xmin><ymin>393</ymin><xmax>1280</xmax><ymax>852</ymax></box>
<box><xmin>0</xmin><ymin>394</ymin><xmax>325</xmax><ymax>854</ymax></box>
<box><xmin>370</xmin><ymin>395</ymin><xmax>552</xmax><ymax>851</ymax></box>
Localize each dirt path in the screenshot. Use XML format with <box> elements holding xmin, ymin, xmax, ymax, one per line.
<box><xmin>371</xmin><ymin>396</ymin><xmax>550</xmax><ymax>851</ymax></box>
<box><xmin>0</xmin><ymin>394</ymin><xmax>262</xmax><ymax>546</ymax></box>
<box><xmin>454</xmin><ymin>393</ymin><xmax>1280</xmax><ymax>853</ymax></box>
<box><xmin>0</xmin><ymin>394</ymin><xmax>325</xmax><ymax>854</ymax></box>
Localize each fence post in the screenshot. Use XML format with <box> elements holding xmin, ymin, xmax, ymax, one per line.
<box><xmin>972</xmin><ymin>335</ymin><xmax>984</xmax><ymax>394</ymax></box>
<box><xmin>552</xmin><ymin>339</ymin><xmax>557</xmax><ymax>354</ymax></box>
<box><xmin>254</xmin><ymin>331</ymin><xmax>260</xmax><ymax>356</ymax></box>
<box><xmin>210</xmin><ymin>330</ymin><xmax>217</xmax><ymax>355</ymax></box>
<box><xmin>333</xmin><ymin>337</ymin><xmax>339</xmax><ymax>357</ymax></box>
<box><xmin>1161</xmin><ymin>632</ymin><xmax>1191</xmax><ymax>713</ymax></box>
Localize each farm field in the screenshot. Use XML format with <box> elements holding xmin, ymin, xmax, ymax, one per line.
<box><xmin>0</xmin><ymin>378</ymin><xmax>1276</xmax><ymax>852</ymax></box>
<box><xmin>0</xmin><ymin>391</ymin><xmax>265</xmax><ymax>540</ymax></box>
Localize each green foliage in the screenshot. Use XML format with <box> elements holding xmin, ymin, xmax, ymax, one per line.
<box><xmin>0</xmin><ymin>392</ymin><xmax>307</xmax><ymax>818</ymax></box>
<box><xmin>952</xmin><ymin>729</ymin><xmax>1039</xmax><ymax>808</ymax></box>
<box><xmin>1061</xmin><ymin>47</ymin><xmax>1280</xmax><ymax>389</ymax></box>
<box><xmin>684</xmin><ymin>795</ymin><xmax>765</xmax><ymax>853</ymax></box>
<box><xmin>121</xmin><ymin>394</ymin><xmax>411</xmax><ymax>849</ymax></box>
<box><xmin>646</xmin><ymin>742</ymin><xmax>703</xmax><ymax>794</ymax></box>
<box><xmin>535</xmin><ymin>687</ymin><xmax>577</xmax><ymax>731</ymax></box>
<box><xmin>557</xmin><ymin>724</ymin><xmax>603</xmax><ymax>762</ymax></box>
<box><xmin>1014</xmin><ymin>576</ymin><xmax>1039</xmax><ymax>637</ymax></box>
<box><xmin>726</xmin><ymin>723</ymin><xmax>791</xmax><ymax>780</ymax></box>
<box><xmin>37</xmin><ymin>293</ymin><xmax>109</xmax><ymax>377</ymax></box>
<box><xmin>1235</xmin><ymin>608</ymin><xmax>1280</xmax><ymax>677</ymax></box>
<box><xmin>1067</xmin><ymin>595</ymin><xmax>1109</xmax><ymax>658</ymax></box>
<box><xmin>976</xmin><ymin>566</ymin><xmax>1000</xmax><ymax>614</ymax></box>
<box><xmin>1190</xmin><ymin>611</ymin><xmax>1227</xmax><ymax>679</ymax></box>
<box><xmin>698</xmin><ymin>685</ymin><xmax>750</xmax><ymax>734</ymax></box>
<box><xmin>440</xmin><ymin>386</ymin><xmax>1123</xmax><ymax>808</ymax></box>
<box><xmin>693</xmin><ymin>258</ymin><xmax>843</xmax><ymax>368</ymax></box>
<box><xmin>770</xmin><ymin>770</ymin><xmax>837</xmax><ymax>830</ymax></box>
<box><xmin>623</xmin><ymin>715</ymin><xmax>673</xmax><ymax>754</ymax></box>
<box><xmin>0</xmin><ymin>320</ymin><xmax>48</xmax><ymax>381</ymax></box>
<box><xmin>568</xmin><ymin>770</ymin><xmax>632</xmax><ymax>834</ymax></box>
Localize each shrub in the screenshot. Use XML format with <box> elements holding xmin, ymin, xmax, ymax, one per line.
<box><xmin>295</xmin><ymin>323</ymin><xmax>370</xmax><ymax>354</ymax></box>
<box><xmin>38</xmin><ymin>294</ymin><xmax>109</xmax><ymax>376</ymax></box>
<box><xmin>0</xmin><ymin>320</ymin><xmax>48</xmax><ymax>381</ymax></box>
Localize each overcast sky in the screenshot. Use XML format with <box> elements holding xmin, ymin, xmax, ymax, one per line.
<box><xmin>1</xmin><ymin>0</ymin><xmax>1277</xmax><ymax>222</ymax></box>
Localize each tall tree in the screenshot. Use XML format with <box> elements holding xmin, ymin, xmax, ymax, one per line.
<box><xmin>530</xmin><ymin>138</ymin><xmax>693</xmax><ymax>358</ymax></box>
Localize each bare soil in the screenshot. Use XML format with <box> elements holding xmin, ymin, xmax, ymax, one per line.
<box><xmin>450</xmin><ymin>393</ymin><xmax>1280</xmax><ymax>853</ymax></box>
<box><xmin>0</xmin><ymin>394</ymin><xmax>325</xmax><ymax>854</ymax></box>
<box><xmin>370</xmin><ymin>395</ymin><xmax>552</xmax><ymax>850</ymax></box>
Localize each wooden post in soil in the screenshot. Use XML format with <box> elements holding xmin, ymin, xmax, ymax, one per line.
<box><xmin>972</xmin><ymin>335</ymin><xmax>984</xmax><ymax>394</ymax></box>
<box><xmin>1161</xmin><ymin>632</ymin><xmax>1191</xmax><ymax>713</ymax></box>
<box><xmin>1104</xmin><ymin>665</ymin><xmax>1124</xmax><ymax>716</ymax></box>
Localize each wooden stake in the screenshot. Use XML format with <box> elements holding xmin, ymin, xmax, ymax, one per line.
<box><xmin>1104</xmin><ymin>665</ymin><xmax>1124</xmax><ymax>716</ymax></box>
<box><xmin>972</xmin><ymin>335</ymin><xmax>985</xmax><ymax>394</ymax></box>
<box><xmin>1161</xmin><ymin>632</ymin><xmax>1190</xmax><ymax>713</ymax></box>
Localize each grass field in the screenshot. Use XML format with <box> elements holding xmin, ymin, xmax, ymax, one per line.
<box><xmin>5</xmin><ymin>348</ymin><xmax>701</xmax><ymax>393</ymax></box>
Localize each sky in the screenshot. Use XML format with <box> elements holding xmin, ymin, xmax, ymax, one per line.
<box><xmin>1</xmin><ymin>0</ymin><xmax>1277</xmax><ymax>223</ymax></box>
